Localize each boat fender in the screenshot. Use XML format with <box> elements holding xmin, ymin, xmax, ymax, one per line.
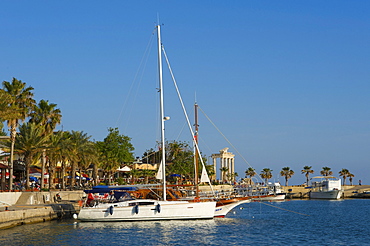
<box><xmin>156</xmin><ymin>204</ymin><xmax>161</xmax><ymax>213</ymax></box>
<box><xmin>134</xmin><ymin>204</ymin><xmax>139</xmax><ymax>214</ymax></box>
<box><xmin>109</xmin><ymin>205</ymin><xmax>114</xmax><ymax>215</ymax></box>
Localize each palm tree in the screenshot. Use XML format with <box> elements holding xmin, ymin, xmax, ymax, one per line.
<box><xmin>260</xmin><ymin>168</ymin><xmax>273</xmax><ymax>185</ymax></box>
<box><xmin>2</xmin><ymin>78</ymin><xmax>35</xmax><ymax>189</ymax></box>
<box><xmin>205</xmin><ymin>165</ymin><xmax>215</xmax><ymax>183</ymax></box>
<box><xmin>220</xmin><ymin>166</ymin><xmax>229</xmax><ymax>183</ymax></box>
<box><xmin>348</xmin><ymin>172</ymin><xmax>355</xmax><ymax>186</ymax></box>
<box><xmin>338</xmin><ymin>168</ymin><xmax>350</xmax><ymax>185</ymax></box>
<box><xmin>320</xmin><ymin>167</ymin><xmax>333</xmax><ymax>177</ymax></box>
<box><xmin>46</xmin><ymin>131</ymin><xmax>65</xmax><ymax>189</ymax></box>
<box><xmin>301</xmin><ymin>166</ymin><xmax>314</xmax><ymax>186</ymax></box>
<box><xmin>245</xmin><ymin>167</ymin><xmax>256</xmax><ymax>184</ymax></box>
<box><xmin>129</xmin><ymin>169</ymin><xmax>141</xmax><ymax>184</ymax></box>
<box><xmin>226</xmin><ymin>172</ymin><xmax>238</xmax><ymax>183</ymax></box>
<box><xmin>66</xmin><ymin>131</ymin><xmax>94</xmax><ymax>190</ymax></box>
<box><xmin>280</xmin><ymin>167</ymin><xmax>294</xmax><ymax>186</ymax></box>
<box><xmin>0</xmin><ymin>89</ymin><xmax>21</xmax><ymax>120</ymax></box>
<box><xmin>29</xmin><ymin>99</ymin><xmax>62</xmax><ymax>188</ymax></box>
<box><xmin>14</xmin><ymin>122</ymin><xmax>49</xmax><ymax>189</ymax></box>
<box><xmin>141</xmin><ymin>169</ymin><xmax>155</xmax><ymax>184</ymax></box>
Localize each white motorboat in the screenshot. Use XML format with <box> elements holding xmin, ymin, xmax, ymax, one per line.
<box><xmin>253</xmin><ymin>182</ymin><xmax>286</xmax><ymax>201</ymax></box>
<box><xmin>77</xmin><ymin>24</ymin><xmax>216</xmax><ymax>222</ymax></box>
<box><xmin>235</xmin><ymin>182</ymin><xmax>286</xmax><ymax>202</ymax></box>
<box><xmin>309</xmin><ymin>176</ymin><xmax>343</xmax><ymax>199</ymax></box>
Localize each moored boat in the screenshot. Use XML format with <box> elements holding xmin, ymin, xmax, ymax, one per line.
<box><xmin>77</xmin><ymin>24</ymin><xmax>216</xmax><ymax>222</ymax></box>
<box><xmin>308</xmin><ymin>176</ymin><xmax>343</xmax><ymax>199</ymax></box>
<box><xmin>214</xmin><ymin>197</ymin><xmax>251</xmax><ymax>217</ymax></box>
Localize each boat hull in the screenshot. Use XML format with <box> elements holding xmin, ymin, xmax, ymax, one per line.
<box><xmin>309</xmin><ymin>190</ymin><xmax>343</xmax><ymax>199</ymax></box>
<box><xmin>78</xmin><ymin>200</ymin><xmax>216</xmax><ymax>222</ymax></box>
<box><xmin>214</xmin><ymin>198</ymin><xmax>251</xmax><ymax>217</ymax></box>
<box><xmin>252</xmin><ymin>193</ymin><xmax>286</xmax><ymax>202</ymax></box>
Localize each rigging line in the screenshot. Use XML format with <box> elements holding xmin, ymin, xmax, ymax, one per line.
<box><xmin>255</xmin><ymin>201</ymin><xmax>310</xmax><ymax>216</ymax></box>
<box><xmin>124</xmin><ymin>38</ymin><xmax>155</xmax><ymax>133</ymax></box>
<box><xmin>175</xmin><ymin>121</ymin><xmax>187</xmax><ymax>142</ymax></box>
<box><xmin>162</xmin><ymin>46</ymin><xmax>216</xmax><ymax>196</ymax></box>
<box><xmin>197</xmin><ymin>105</ymin><xmax>265</xmax><ymax>182</ymax></box>
<box><xmin>115</xmin><ymin>29</ymin><xmax>155</xmax><ymax>128</ymax></box>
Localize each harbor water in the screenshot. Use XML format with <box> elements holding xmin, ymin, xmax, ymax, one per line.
<box><xmin>0</xmin><ymin>199</ymin><xmax>369</xmax><ymax>246</ymax></box>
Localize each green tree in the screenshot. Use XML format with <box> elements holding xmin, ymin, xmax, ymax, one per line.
<box><xmin>280</xmin><ymin>167</ymin><xmax>294</xmax><ymax>186</ymax></box>
<box><xmin>260</xmin><ymin>168</ymin><xmax>273</xmax><ymax>184</ymax></box>
<box><xmin>129</xmin><ymin>169</ymin><xmax>141</xmax><ymax>184</ymax></box>
<box><xmin>220</xmin><ymin>166</ymin><xmax>229</xmax><ymax>183</ymax></box>
<box><xmin>142</xmin><ymin>148</ymin><xmax>160</xmax><ymax>165</ymax></box>
<box><xmin>29</xmin><ymin>99</ymin><xmax>62</xmax><ymax>188</ymax></box>
<box><xmin>226</xmin><ymin>172</ymin><xmax>238</xmax><ymax>183</ymax></box>
<box><xmin>140</xmin><ymin>169</ymin><xmax>155</xmax><ymax>184</ymax></box>
<box><xmin>96</xmin><ymin>127</ymin><xmax>135</xmax><ymax>184</ymax></box>
<box><xmin>320</xmin><ymin>167</ymin><xmax>333</xmax><ymax>177</ymax></box>
<box><xmin>165</xmin><ymin>141</ymin><xmax>194</xmax><ymax>181</ymax></box>
<box><xmin>2</xmin><ymin>78</ymin><xmax>35</xmax><ymax>189</ymax></box>
<box><xmin>45</xmin><ymin>131</ymin><xmax>65</xmax><ymax>189</ymax></box>
<box><xmin>0</xmin><ymin>89</ymin><xmax>21</xmax><ymax>135</ymax></box>
<box><xmin>245</xmin><ymin>167</ymin><xmax>256</xmax><ymax>183</ymax></box>
<box><xmin>14</xmin><ymin>122</ymin><xmax>49</xmax><ymax>189</ymax></box>
<box><xmin>301</xmin><ymin>166</ymin><xmax>314</xmax><ymax>186</ymax></box>
<box><xmin>66</xmin><ymin>131</ymin><xmax>94</xmax><ymax>190</ymax></box>
<box><xmin>339</xmin><ymin>168</ymin><xmax>350</xmax><ymax>185</ymax></box>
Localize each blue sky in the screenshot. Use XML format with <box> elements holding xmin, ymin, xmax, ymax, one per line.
<box><xmin>1</xmin><ymin>1</ymin><xmax>369</xmax><ymax>185</ymax></box>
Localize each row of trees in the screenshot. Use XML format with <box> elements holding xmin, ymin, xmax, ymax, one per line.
<box><xmin>0</xmin><ymin>77</ymin><xmax>217</xmax><ymax>190</ymax></box>
<box><xmin>0</xmin><ymin>78</ymin><xmax>135</xmax><ymax>190</ymax></box>
<box><xmin>245</xmin><ymin>166</ymin><xmax>356</xmax><ymax>186</ymax></box>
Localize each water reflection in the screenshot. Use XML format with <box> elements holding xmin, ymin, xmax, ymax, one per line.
<box><xmin>75</xmin><ymin>219</ymin><xmax>218</xmax><ymax>245</ymax></box>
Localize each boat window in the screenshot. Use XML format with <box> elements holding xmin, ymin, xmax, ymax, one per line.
<box><xmin>138</xmin><ymin>202</ymin><xmax>155</xmax><ymax>205</ymax></box>
<box><xmin>128</xmin><ymin>202</ymin><xmax>155</xmax><ymax>206</ymax></box>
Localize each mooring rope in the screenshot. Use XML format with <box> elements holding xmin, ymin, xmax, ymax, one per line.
<box><xmin>254</xmin><ymin>201</ymin><xmax>310</xmax><ymax>216</ymax></box>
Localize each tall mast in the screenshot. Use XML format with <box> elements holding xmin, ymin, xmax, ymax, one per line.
<box><xmin>194</xmin><ymin>102</ymin><xmax>200</xmax><ymax>197</ymax></box>
<box><xmin>157</xmin><ymin>24</ymin><xmax>167</xmax><ymax>201</ymax></box>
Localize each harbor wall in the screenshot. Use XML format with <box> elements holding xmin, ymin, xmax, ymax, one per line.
<box><xmin>283</xmin><ymin>184</ymin><xmax>370</xmax><ymax>199</ymax></box>
<box><xmin>0</xmin><ymin>191</ymin><xmax>84</xmax><ymax>229</ymax></box>
<box><xmin>0</xmin><ymin>191</ymin><xmax>85</xmax><ymax>206</ymax></box>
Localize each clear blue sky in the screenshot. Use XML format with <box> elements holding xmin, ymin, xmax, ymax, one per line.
<box><xmin>1</xmin><ymin>1</ymin><xmax>369</xmax><ymax>185</ymax></box>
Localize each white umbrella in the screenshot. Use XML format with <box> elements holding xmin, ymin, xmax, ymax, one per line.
<box><xmin>117</xmin><ymin>166</ymin><xmax>131</xmax><ymax>172</ymax></box>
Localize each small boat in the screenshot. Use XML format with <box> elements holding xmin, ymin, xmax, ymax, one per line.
<box><xmin>252</xmin><ymin>182</ymin><xmax>286</xmax><ymax>201</ymax></box>
<box><xmin>308</xmin><ymin>176</ymin><xmax>343</xmax><ymax>199</ymax></box>
<box><xmin>234</xmin><ymin>182</ymin><xmax>286</xmax><ymax>202</ymax></box>
<box><xmin>77</xmin><ymin>24</ymin><xmax>216</xmax><ymax>222</ymax></box>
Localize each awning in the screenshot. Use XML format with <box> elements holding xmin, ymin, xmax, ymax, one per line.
<box><xmin>30</xmin><ymin>173</ymin><xmax>50</xmax><ymax>178</ymax></box>
<box><xmin>117</xmin><ymin>166</ymin><xmax>131</xmax><ymax>172</ymax></box>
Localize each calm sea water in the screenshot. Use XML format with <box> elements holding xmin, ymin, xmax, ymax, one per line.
<box><xmin>0</xmin><ymin>199</ymin><xmax>369</xmax><ymax>246</ymax></box>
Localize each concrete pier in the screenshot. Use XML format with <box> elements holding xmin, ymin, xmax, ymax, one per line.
<box><xmin>0</xmin><ymin>191</ymin><xmax>84</xmax><ymax>229</ymax></box>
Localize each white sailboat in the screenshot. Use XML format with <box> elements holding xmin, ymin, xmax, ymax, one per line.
<box><xmin>77</xmin><ymin>24</ymin><xmax>216</xmax><ymax>222</ymax></box>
